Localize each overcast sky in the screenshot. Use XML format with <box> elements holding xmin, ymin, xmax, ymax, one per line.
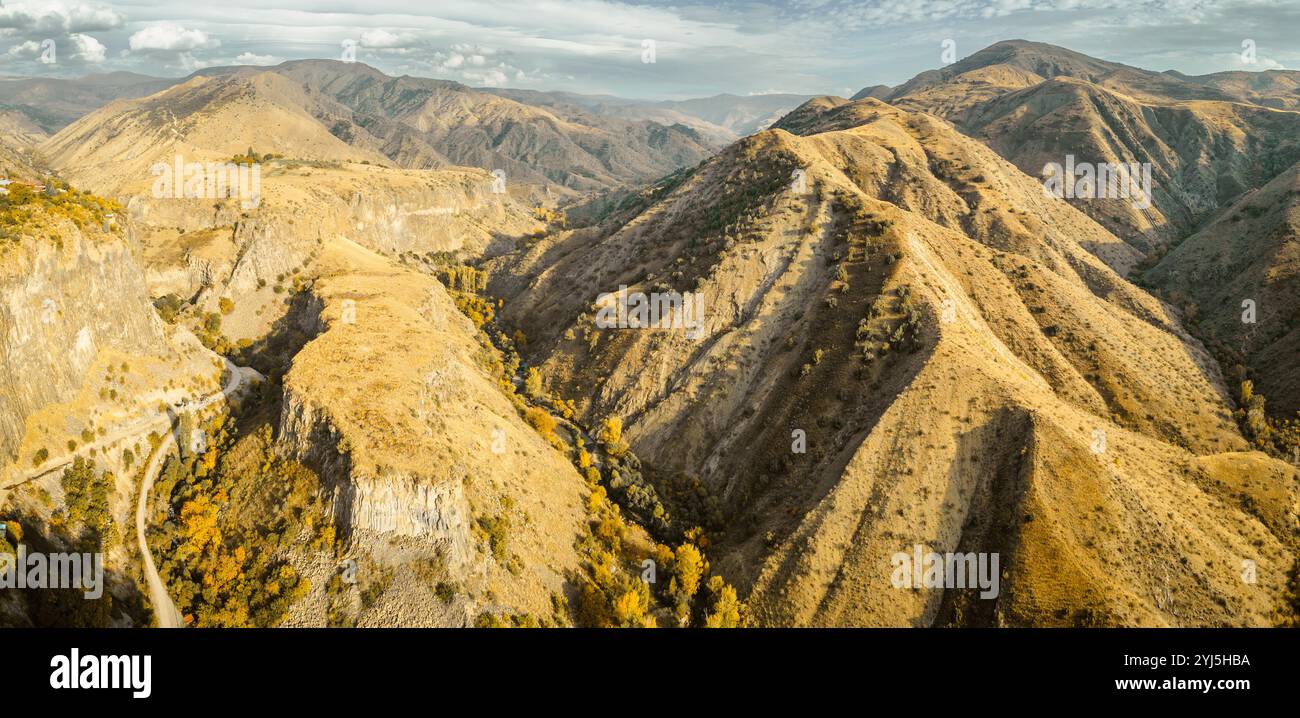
<box><xmin>1</xmin><ymin>0</ymin><xmax>1297</xmax><ymax>99</ymax></box>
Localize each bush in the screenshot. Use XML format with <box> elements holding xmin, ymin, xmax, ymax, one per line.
<box><xmin>475</xmin><ymin>514</ymin><xmax>511</xmax><ymax>562</ymax></box>
<box><xmin>524</xmin><ymin>407</ymin><xmax>556</xmax><ymax>437</ymax></box>
<box><xmin>435</xmin><ymin>582</ymin><xmax>456</xmax><ymax>604</ymax></box>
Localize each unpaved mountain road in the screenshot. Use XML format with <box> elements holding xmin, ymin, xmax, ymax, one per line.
<box><xmin>1</xmin><ymin>359</ymin><xmax>258</xmax><ymax>491</ymax></box>
<box><xmin>134</xmin><ymin>360</ymin><xmax>261</xmax><ymax>628</ymax></box>
<box><xmin>0</xmin><ymin>358</ymin><xmax>259</xmax><ymax>627</ymax></box>
<box><xmin>136</xmin><ymin>429</ymin><xmax>185</xmax><ymax>628</ymax></box>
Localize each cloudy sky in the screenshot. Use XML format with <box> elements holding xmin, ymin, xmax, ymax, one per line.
<box><xmin>1</xmin><ymin>0</ymin><xmax>1296</xmax><ymax>99</ymax></box>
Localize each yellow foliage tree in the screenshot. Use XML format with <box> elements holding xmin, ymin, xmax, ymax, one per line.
<box><xmin>613</xmin><ymin>589</ymin><xmax>646</xmax><ymax>627</ymax></box>
<box><xmin>674</xmin><ymin>543</ymin><xmax>706</xmax><ymax>599</ymax></box>
<box><xmin>703</xmin><ymin>575</ymin><xmax>743</xmax><ymax>628</ymax></box>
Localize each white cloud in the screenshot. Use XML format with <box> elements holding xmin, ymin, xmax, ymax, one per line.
<box><xmin>234</xmin><ymin>51</ymin><xmax>278</xmax><ymax>65</ymax></box>
<box><xmin>0</xmin><ymin>1</ymin><xmax>124</xmax><ymax>35</ymax></box>
<box><xmin>474</xmin><ymin>68</ymin><xmax>509</xmax><ymax>87</ymax></box>
<box><xmin>128</xmin><ymin>22</ymin><xmax>219</xmax><ymax>53</ymax></box>
<box><xmin>66</xmin><ymin>32</ymin><xmax>106</xmax><ymax>62</ymax></box>
<box><xmin>359</xmin><ymin>29</ymin><xmax>404</xmax><ymax>48</ymax></box>
<box><xmin>1222</xmin><ymin>51</ymin><xmax>1286</xmax><ymax>71</ymax></box>
<box><xmin>5</xmin><ymin>40</ymin><xmax>43</xmax><ymax>58</ymax></box>
<box><xmin>5</xmin><ymin>31</ymin><xmax>105</xmax><ymax>64</ymax></box>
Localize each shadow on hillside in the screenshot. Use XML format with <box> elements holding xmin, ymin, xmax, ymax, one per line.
<box><xmin>231</xmin><ymin>290</ymin><xmax>325</xmax><ymax>381</ymax></box>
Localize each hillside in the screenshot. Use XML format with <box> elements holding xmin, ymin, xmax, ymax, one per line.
<box><xmin>271</xmin><ymin>237</ymin><xmax>593</xmax><ymax>625</ymax></box>
<box><xmin>485</xmin><ymin>99</ymin><xmax>1297</xmax><ymax>626</ymax></box>
<box><xmin>0</xmin><ymin>72</ymin><xmax>177</xmax><ymax>135</ymax></box>
<box><xmin>39</xmin><ymin>72</ymin><xmax>389</xmax><ymax>198</ymax></box>
<box><xmin>855</xmin><ymin>40</ymin><xmax>1300</xmax><ymax>252</ymax></box>
<box><xmin>1147</xmin><ymin>161</ymin><xmax>1300</xmax><ymax>416</ymax></box>
<box><xmin>246</xmin><ymin>60</ymin><xmax>717</xmax><ymax>192</ymax></box>
<box><xmin>4</xmin><ymin>37</ymin><xmax>1298</xmax><ymax>631</ymax></box>
<box><xmin>37</xmin><ymin>61</ymin><xmax>716</xmax><ymax>196</ymax></box>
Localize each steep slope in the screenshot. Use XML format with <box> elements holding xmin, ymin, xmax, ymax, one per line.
<box><xmin>0</xmin><ymin>72</ymin><xmax>178</xmax><ymax>135</ymax></box>
<box><xmin>0</xmin><ymin>187</ymin><xmax>222</xmax><ymax>476</ymax></box>
<box><xmin>39</xmin><ymin>72</ymin><xmax>389</xmax><ymax>197</ymax></box>
<box><xmin>0</xmin><ymin>184</ymin><xmax>234</xmax><ymax>627</ymax></box>
<box><xmin>275</xmin><ymin>236</ymin><xmax>591</xmax><ymax>625</ymax></box>
<box><xmin>119</xmin><ymin>157</ymin><xmax>539</xmax><ymax>356</ymax></box>
<box><xmin>1147</xmin><ymin>161</ymin><xmax>1300</xmax><ymax>416</ymax></box>
<box><xmin>869</xmin><ymin>40</ymin><xmax>1300</xmax><ymax>252</ymax></box>
<box><xmin>480</xmin><ymin>88</ymin><xmax>738</xmax><ymax>147</ymax></box>
<box><xmin>486</xmin><ymin>99</ymin><xmax>1297</xmax><ymax>626</ymax></box>
<box><xmin>267</xmin><ymin>60</ymin><xmax>717</xmax><ymax>192</ymax></box>
<box><xmin>38</xmin><ymin>61</ymin><xmax>716</xmax><ymax>196</ymax></box>
<box><xmin>0</xmin><ymin>110</ymin><xmax>47</xmax><ymax>147</ymax></box>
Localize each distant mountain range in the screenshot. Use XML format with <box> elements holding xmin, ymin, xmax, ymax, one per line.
<box><xmin>4</xmin><ymin>64</ymin><xmax>808</xmax><ymax>193</ymax></box>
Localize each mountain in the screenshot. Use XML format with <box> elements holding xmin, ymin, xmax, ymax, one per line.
<box><xmin>850</xmin><ymin>40</ymin><xmax>1300</xmax><ymax>253</ymax></box>
<box><xmin>1146</xmin><ymin>161</ymin><xmax>1300</xmax><ymax>416</ymax></box>
<box><xmin>39</xmin><ymin>61</ymin><xmax>717</xmax><ymax>195</ymax></box>
<box><xmin>485</xmin><ymin>98</ymin><xmax>1297</xmax><ymax>626</ymax></box>
<box><xmin>478</xmin><ymin>88</ymin><xmax>738</xmax><ymax>147</ymax></box>
<box><xmin>0</xmin><ymin>72</ymin><xmax>178</xmax><ymax>135</ymax></box>
<box><xmin>1171</xmin><ymin>69</ymin><xmax>1300</xmax><ymax>111</ymax></box>
<box><xmin>656</xmin><ymin>93</ymin><xmax>817</xmax><ymax>136</ymax></box>
<box><xmin>482</xmin><ymin>89</ymin><xmax>815</xmax><ymax>143</ymax></box>
<box><xmin>849</xmin><ymin>85</ymin><xmax>892</xmax><ymax>101</ymax></box>
<box><xmin>840</xmin><ymin>39</ymin><xmax>1300</xmax><ymax>451</ymax></box>
<box><xmin>40</xmin><ymin>71</ymin><xmax>390</xmax><ymax>197</ymax></box>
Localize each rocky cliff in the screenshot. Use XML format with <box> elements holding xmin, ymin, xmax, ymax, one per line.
<box><xmin>0</xmin><ymin>216</ymin><xmax>166</xmax><ymax>463</ymax></box>
<box><xmin>275</xmin><ymin>237</ymin><xmax>589</xmax><ymax>623</ymax></box>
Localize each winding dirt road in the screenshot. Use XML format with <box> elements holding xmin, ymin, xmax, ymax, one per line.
<box><xmin>135</xmin><ymin>430</ymin><xmax>185</xmax><ymax>628</ymax></box>
<box><xmin>134</xmin><ymin>359</ymin><xmax>260</xmax><ymax>628</ymax></box>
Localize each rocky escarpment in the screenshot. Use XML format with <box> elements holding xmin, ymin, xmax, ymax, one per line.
<box><xmin>0</xmin><ymin>220</ymin><xmax>166</xmax><ymax>463</ymax></box>
<box><xmin>272</xmin><ymin>237</ymin><xmax>589</xmax><ymax>622</ymax></box>
<box><xmin>128</xmin><ymin>163</ymin><xmax>538</xmax><ymax>305</ymax></box>
<box><xmin>278</xmin><ymin>387</ymin><xmax>473</xmax><ymax>566</ymax></box>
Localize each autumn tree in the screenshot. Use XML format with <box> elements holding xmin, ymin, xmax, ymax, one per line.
<box><xmin>524</xmin><ymin>407</ymin><xmax>556</xmax><ymax>439</ymax></box>
<box><xmin>703</xmin><ymin>575</ymin><xmax>743</xmax><ymax>628</ymax></box>
<box><xmin>673</xmin><ymin>542</ymin><xmax>706</xmax><ymax>599</ymax></box>
<box><xmin>598</xmin><ymin>416</ymin><xmax>629</xmax><ymax>458</ymax></box>
<box><xmin>523</xmin><ymin>366</ymin><xmax>544</xmax><ymax>399</ymax></box>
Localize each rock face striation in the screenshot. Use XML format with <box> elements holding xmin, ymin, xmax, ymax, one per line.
<box><xmin>275</xmin><ymin>237</ymin><xmax>589</xmax><ymax>620</ymax></box>
<box><xmin>0</xmin><ymin>220</ymin><xmax>166</xmax><ymax>462</ymax></box>
<box><xmin>278</xmin><ymin>381</ymin><xmax>473</xmax><ymax>564</ymax></box>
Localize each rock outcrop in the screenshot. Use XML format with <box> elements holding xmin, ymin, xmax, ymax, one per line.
<box><xmin>0</xmin><ymin>218</ymin><xmax>166</xmax><ymax>462</ymax></box>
